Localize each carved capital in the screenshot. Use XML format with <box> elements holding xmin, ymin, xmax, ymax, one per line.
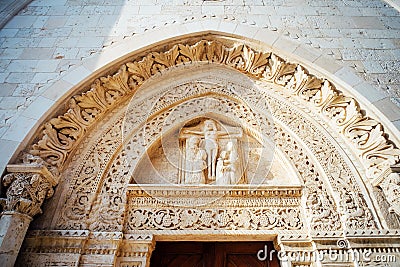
<box><xmin>0</xmin><ymin>158</ymin><xmax>58</xmax><ymax>217</ymax></box>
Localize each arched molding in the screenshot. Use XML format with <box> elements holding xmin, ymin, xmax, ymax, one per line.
<box><xmin>12</xmin><ymin>36</ymin><xmax>397</xmax><ymax>180</ymax></box>
<box><xmin>38</xmin><ymin>67</ymin><xmax>384</xmax><ymax>236</ymax></box>
<box><xmin>2</xmin><ymin>29</ymin><xmax>399</xmax><ymax>267</ymax></box>
<box><xmin>0</xmin><ymin>34</ymin><xmax>398</xmax><ymax>233</ymax></box>
<box><xmin>1</xmin><ymin>21</ymin><xmax>398</xmax><ymax>173</ymax></box>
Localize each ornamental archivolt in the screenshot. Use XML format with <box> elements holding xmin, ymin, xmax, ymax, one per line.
<box><xmin>2</xmin><ymin>37</ymin><xmax>399</xmax><ymax>228</ymax></box>
<box><xmin>21</xmin><ymin>39</ymin><xmax>398</xmax><ymax>181</ymax></box>
<box><xmin>51</xmin><ymin>75</ymin><xmax>378</xmax><ymax>232</ymax></box>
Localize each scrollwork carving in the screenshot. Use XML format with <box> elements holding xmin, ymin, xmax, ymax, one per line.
<box><xmin>126</xmin><ymin>207</ymin><xmax>302</xmax><ymax>231</ymax></box>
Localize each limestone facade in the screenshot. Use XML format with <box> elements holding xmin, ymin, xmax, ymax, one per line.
<box><xmin>0</xmin><ymin>1</ymin><xmax>400</xmax><ymax>267</ymax></box>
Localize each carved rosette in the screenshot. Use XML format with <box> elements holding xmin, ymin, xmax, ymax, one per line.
<box><xmin>0</xmin><ymin>156</ymin><xmax>58</xmax><ymax>217</ymax></box>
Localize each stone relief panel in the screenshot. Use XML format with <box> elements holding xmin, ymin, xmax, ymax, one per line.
<box><xmin>266</xmin><ymin>93</ymin><xmax>377</xmax><ymax>230</ymax></box>
<box><xmin>381</xmin><ymin>172</ymin><xmax>400</xmax><ymax>217</ymax></box>
<box><xmin>1</xmin><ymin>38</ymin><xmax>397</xmax><ymax>235</ymax></box>
<box><xmin>86</xmin><ymin>99</ymin><xmax>340</xmax><ymax>234</ymax></box>
<box><xmin>47</xmin><ymin>70</ymin><xmax>382</xmax><ymax>233</ymax></box>
<box><xmin>124</xmin><ymin>186</ymin><xmax>304</xmax><ymax>233</ymax></box>
<box><xmin>373</xmin><ymin>187</ymin><xmax>400</xmax><ymax>229</ymax></box>
<box><xmin>179</xmin><ymin>119</ymin><xmax>244</xmax><ymax>185</ymax></box>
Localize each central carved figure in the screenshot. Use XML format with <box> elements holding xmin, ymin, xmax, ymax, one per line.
<box><xmin>180</xmin><ymin>119</ymin><xmax>243</xmax><ymax>184</ymax></box>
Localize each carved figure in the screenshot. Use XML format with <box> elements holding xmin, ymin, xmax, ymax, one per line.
<box><xmin>383</xmin><ymin>172</ymin><xmax>400</xmax><ymax>216</ymax></box>
<box><xmin>184</xmin><ymin>137</ymin><xmax>207</xmax><ymax>184</ymax></box>
<box><xmin>216</xmin><ymin>141</ymin><xmax>239</xmax><ymax>185</ymax></box>
<box><xmin>182</xmin><ymin>120</ymin><xmax>242</xmax><ymax>181</ymax></box>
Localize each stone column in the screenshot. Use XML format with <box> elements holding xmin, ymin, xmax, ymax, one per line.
<box><xmin>0</xmin><ymin>211</ymin><xmax>32</xmax><ymax>266</ymax></box>
<box><xmin>0</xmin><ymin>161</ymin><xmax>58</xmax><ymax>267</ymax></box>
<box><xmin>116</xmin><ymin>234</ymin><xmax>155</xmax><ymax>267</ymax></box>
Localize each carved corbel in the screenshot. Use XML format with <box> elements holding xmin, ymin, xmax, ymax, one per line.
<box><xmin>0</xmin><ymin>155</ymin><xmax>59</xmax><ymax>218</ymax></box>
<box><xmin>374</xmin><ymin>165</ymin><xmax>400</xmax><ymax>217</ymax></box>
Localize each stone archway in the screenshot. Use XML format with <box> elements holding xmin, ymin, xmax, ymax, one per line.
<box><xmin>1</xmin><ymin>34</ymin><xmax>399</xmax><ymax>267</ymax></box>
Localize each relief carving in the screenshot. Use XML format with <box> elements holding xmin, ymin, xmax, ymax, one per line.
<box><xmin>10</xmin><ymin>38</ymin><xmax>394</xmax><ymax>186</ymax></box>
<box><xmin>380</xmin><ymin>170</ymin><xmax>400</xmax><ymax>217</ymax></box>
<box><xmin>125</xmin><ymin>186</ymin><xmax>304</xmax><ymax>232</ymax></box>
<box><xmin>181</xmin><ymin>136</ymin><xmax>207</xmax><ymax>184</ymax></box>
<box><xmin>82</xmin><ymin>92</ymin><xmax>345</xmax><ymax>233</ymax></box>
<box><xmin>216</xmin><ymin>141</ymin><xmax>240</xmax><ymax>185</ymax></box>
<box><xmin>0</xmin><ymin>38</ymin><xmax>395</xmax><ymax>236</ymax></box>
<box><xmin>0</xmin><ymin>155</ymin><xmax>57</xmax><ymax>217</ymax></box>
<box><xmin>50</xmin><ymin>74</ymin><xmax>378</xmax><ymax>233</ymax></box>
<box><xmin>126</xmin><ymin>207</ymin><xmax>302</xmax><ymax>231</ymax></box>
<box><xmin>2</xmin><ymin>36</ymin><xmax>399</xmax><ymax>267</ymax></box>
<box><xmin>180</xmin><ymin>119</ymin><xmax>244</xmax><ymax>184</ymax></box>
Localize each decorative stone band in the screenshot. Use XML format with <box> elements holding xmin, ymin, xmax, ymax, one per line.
<box><xmin>128</xmin><ymin>184</ymin><xmax>303</xmax><ymax>198</ymax></box>
<box><xmin>22</xmin><ymin>230</ymin><xmax>89</xmax><ymax>254</ymax></box>
<box><xmin>125</xmin><ymin>185</ymin><xmax>304</xmax><ymax>232</ymax></box>
<box><xmin>18</xmin><ymin>231</ymin><xmax>155</xmax><ymax>267</ymax></box>
<box><xmin>0</xmin><ymin>163</ymin><xmax>57</xmax><ymax>217</ymax></box>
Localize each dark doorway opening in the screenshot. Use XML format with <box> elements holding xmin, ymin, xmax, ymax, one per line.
<box><xmin>150</xmin><ymin>241</ymin><xmax>280</xmax><ymax>267</ymax></box>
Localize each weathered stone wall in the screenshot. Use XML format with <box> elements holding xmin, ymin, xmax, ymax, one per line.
<box><xmin>0</xmin><ymin>0</ymin><xmax>399</xmax><ymax>174</ymax></box>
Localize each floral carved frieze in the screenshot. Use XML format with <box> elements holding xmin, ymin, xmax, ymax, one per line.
<box><xmin>22</xmin><ymin>38</ymin><xmax>398</xmax><ymax>183</ymax></box>
<box><xmin>126</xmin><ymin>207</ymin><xmax>302</xmax><ymax>231</ymax></box>
<box><xmin>125</xmin><ymin>185</ymin><xmax>304</xmax><ymax>232</ymax></box>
